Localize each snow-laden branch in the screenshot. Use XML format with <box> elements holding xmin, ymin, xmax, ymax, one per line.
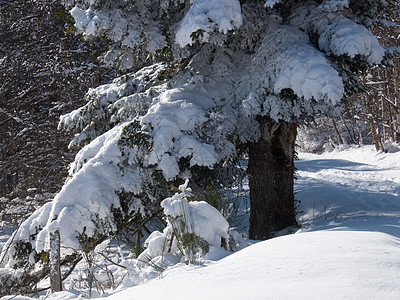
<box><xmin>69</xmin><ymin>3</ymin><xmax>167</xmax><ymax>53</ymax></box>
<box><xmin>175</xmin><ymin>0</ymin><xmax>242</xmax><ymax>46</ymax></box>
<box><xmin>59</xmin><ymin>64</ymin><xmax>168</xmax><ymax>148</ymax></box>
<box><xmin>320</xmin><ymin>0</ymin><xmax>349</xmax><ymax>11</ymax></box>
<box><xmin>290</xmin><ymin>2</ymin><xmax>385</xmax><ymax>64</ymax></box>
<box><xmin>36</xmin><ymin>124</ymin><xmax>143</xmax><ymax>252</ymax></box>
<box><xmin>241</xmin><ymin>17</ymin><xmax>344</xmax><ymax>121</ymax></box>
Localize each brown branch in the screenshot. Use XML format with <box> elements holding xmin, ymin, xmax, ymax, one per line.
<box><xmin>97</xmin><ymin>252</ymin><xmax>127</xmax><ymax>270</ymax></box>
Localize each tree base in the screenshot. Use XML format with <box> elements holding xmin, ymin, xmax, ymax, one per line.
<box><xmin>248</xmin><ymin>117</ymin><xmax>298</xmax><ymax>240</ymax></box>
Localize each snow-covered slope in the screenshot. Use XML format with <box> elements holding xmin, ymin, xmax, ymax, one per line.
<box><xmin>100</xmin><ymin>145</ymin><xmax>400</xmax><ymax>300</ymax></box>
<box><xmin>297</xmin><ymin>145</ymin><xmax>400</xmax><ymax>234</ymax></box>
<box><xmin>102</xmin><ymin>230</ymin><xmax>400</xmax><ymax>300</ymax></box>
<box><xmin>3</xmin><ymin>145</ymin><xmax>400</xmax><ymax>300</ymax></box>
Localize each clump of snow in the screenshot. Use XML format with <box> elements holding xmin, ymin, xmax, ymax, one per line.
<box><xmin>68</xmin><ymin>3</ymin><xmax>167</xmax><ymax>54</ymax></box>
<box><xmin>290</xmin><ymin>3</ymin><xmax>385</xmax><ymax>64</ymax></box>
<box><xmin>176</xmin><ymin>0</ymin><xmax>242</xmax><ymax>46</ymax></box>
<box><xmin>382</xmin><ymin>140</ymin><xmax>400</xmax><ymax>153</ymax></box>
<box><xmin>141</xmin><ymin>99</ymin><xmax>218</xmax><ymax>173</ymax></box>
<box><xmin>320</xmin><ymin>0</ymin><xmax>349</xmax><ymax>11</ymax></box>
<box><xmin>161</xmin><ymin>180</ymin><xmax>229</xmax><ymax>247</ymax></box>
<box><xmin>264</xmin><ymin>0</ymin><xmax>282</xmax><ymax>8</ymax></box>
<box><xmin>70</xmin><ymin>6</ymin><xmax>109</xmax><ymax>37</ymax></box>
<box><xmin>246</xmin><ymin>16</ymin><xmax>344</xmax><ymax>121</ymax></box>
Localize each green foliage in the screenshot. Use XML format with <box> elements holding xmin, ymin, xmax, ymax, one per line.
<box><xmin>203</xmin><ymin>186</ymin><xmax>221</xmax><ymax>209</ymax></box>
<box><xmin>55</xmin><ymin>9</ymin><xmax>77</xmax><ymax>35</ymax></box>
<box><xmin>190</xmin><ymin>29</ymin><xmax>206</xmax><ymax>43</ymax></box>
<box><xmin>118</xmin><ymin>120</ymin><xmax>153</xmax><ymax>152</ymax></box>
<box><xmin>12</xmin><ymin>241</ymin><xmax>36</xmax><ymax>269</ymax></box>
<box><xmin>155</xmin><ymin>46</ymin><xmax>174</xmax><ymax>61</ymax></box>
<box><xmin>156</xmin><ymin>60</ymin><xmax>182</xmax><ymax>83</ymax></box>
<box><xmin>76</xmin><ymin>220</ymin><xmax>110</xmax><ymax>254</ymax></box>
<box><xmin>279</xmin><ymin>88</ymin><xmax>298</xmax><ymax>103</ymax></box>
<box><xmin>10</xmin><ymin>227</ymin><xmax>44</xmax><ymax>269</ymax></box>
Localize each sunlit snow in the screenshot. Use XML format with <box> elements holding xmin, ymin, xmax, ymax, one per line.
<box><xmin>3</xmin><ymin>145</ymin><xmax>398</xmax><ymax>300</ymax></box>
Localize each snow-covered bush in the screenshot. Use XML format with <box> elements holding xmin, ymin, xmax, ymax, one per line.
<box><xmin>138</xmin><ymin>180</ymin><xmax>230</xmax><ymax>267</ymax></box>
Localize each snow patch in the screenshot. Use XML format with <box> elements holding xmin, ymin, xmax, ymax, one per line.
<box><xmin>176</xmin><ymin>0</ymin><xmax>242</xmax><ymax>46</ymax></box>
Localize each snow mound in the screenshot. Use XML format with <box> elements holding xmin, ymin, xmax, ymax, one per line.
<box><xmin>105</xmin><ymin>230</ymin><xmax>400</xmax><ymax>300</ymax></box>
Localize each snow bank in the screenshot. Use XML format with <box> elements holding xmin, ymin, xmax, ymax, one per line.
<box><xmin>105</xmin><ymin>230</ymin><xmax>400</xmax><ymax>300</ymax></box>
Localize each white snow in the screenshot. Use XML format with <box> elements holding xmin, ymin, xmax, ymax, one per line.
<box><xmin>264</xmin><ymin>0</ymin><xmax>282</xmax><ymax>8</ymax></box>
<box><xmin>161</xmin><ymin>180</ymin><xmax>229</xmax><ymax>247</ymax></box>
<box><xmin>137</xmin><ymin>180</ymin><xmax>229</xmax><ymax>266</ymax></box>
<box><xmin>246</xmin><ymin>16</ymin><xmax>344</xmax><ymax>121</ymax></box>
<box><xmin>103</xmin><ymin>231</ymin><xmax>400</xmax><ymax>300</ymax></box>
<box><xmin>176</xmin><ymin>0</ymin><xmax>242</xmax><ymax>46</ymax></box>
<box><xmin>320</xmin><ymin>0</ymin><xmax>349</xmax><ymax>11</ymax></box>
<box><xmin>2</xmin><ymin>145</ymin><xmax>400</xmax><ymax>299</ymax></box>
<box><xmin>100</xmin><ymin>145</ymin><xmax>400</xmax><ymax>300</ymax></box>
<box><xmin>289</xmin><ymin>3</ymin><xmax>385</xmax><ymax>64</ymax></box>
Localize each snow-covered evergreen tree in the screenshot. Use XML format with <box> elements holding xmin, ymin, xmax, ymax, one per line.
<box><xmin>3</xmin><ymin>0</ymin><xmax>395</xmax><ymax>285</ymax></box>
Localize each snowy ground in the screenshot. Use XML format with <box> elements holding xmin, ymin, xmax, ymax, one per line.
<box><xmin>3</xmin><ymin>145</ymin><xmax>400</xmax><ymax>299</ymax></box>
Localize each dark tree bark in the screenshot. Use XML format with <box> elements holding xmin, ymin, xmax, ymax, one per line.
<box><xmin>248</xmin><ymin>116</ymin><xmax>298</xmax><ymax>240</ymax></box>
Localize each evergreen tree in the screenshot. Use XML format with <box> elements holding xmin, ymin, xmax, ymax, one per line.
<box><xmin>3</xmin><ymin>0</ymin><xmax>394</xmax><ymax>284</ymax></box>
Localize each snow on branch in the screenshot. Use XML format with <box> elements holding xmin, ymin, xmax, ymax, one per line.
<box><xmin>320</xmin><ymin>0</ymin><xmax>349</xmax><ymax>11</ymax></box>
<box><xmin>246</xmin><ymin>17</ymin><xmax>344</xmax><ymax>121</ymax></box>
<box><xmin>138</xmin><ymin>180</ymin><xmax>229</xmax><ymax>265</ymax></box>
<box><xmin>289</xmin><ymin>3</ymin><xmax>385</xmax><ymax>64</ymax></box>
<box><xmin>59</xmin><ymin>64</ymin><xmax>168</xmax><ymax>148</ymax></box>
<box><xmin>35</xmin><ymin>124</ymin><xmax>143</xmax><ymax>253</ymax></box>
<box><xmin>176</xmin><ymin>0</ymin><xmax>242</xmax><ymax>46</ymax></box>
<box><xmin>67</xmin><ymin>1</ymin><xmax>167</xmax><ymax>55</ymax></box>
<box><xmin>141</xmin><ymin>99</ymin><xmax>218</xmax><ymax>179</ymax></box>
<box><xmin>264</xmin><ymin>0</ymin><xmax>282</xmax><ymax>8</ymax></box>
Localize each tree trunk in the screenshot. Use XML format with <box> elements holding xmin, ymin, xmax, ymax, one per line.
<box><xmin>248</xmin><ymin>116</ymin><xmax>298</xmax><ymax>240</ymax></box>
<box><xmin>332</xmin><ymin>117</ymin><xmax>344</xmax><ymax>144</ymax></box>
